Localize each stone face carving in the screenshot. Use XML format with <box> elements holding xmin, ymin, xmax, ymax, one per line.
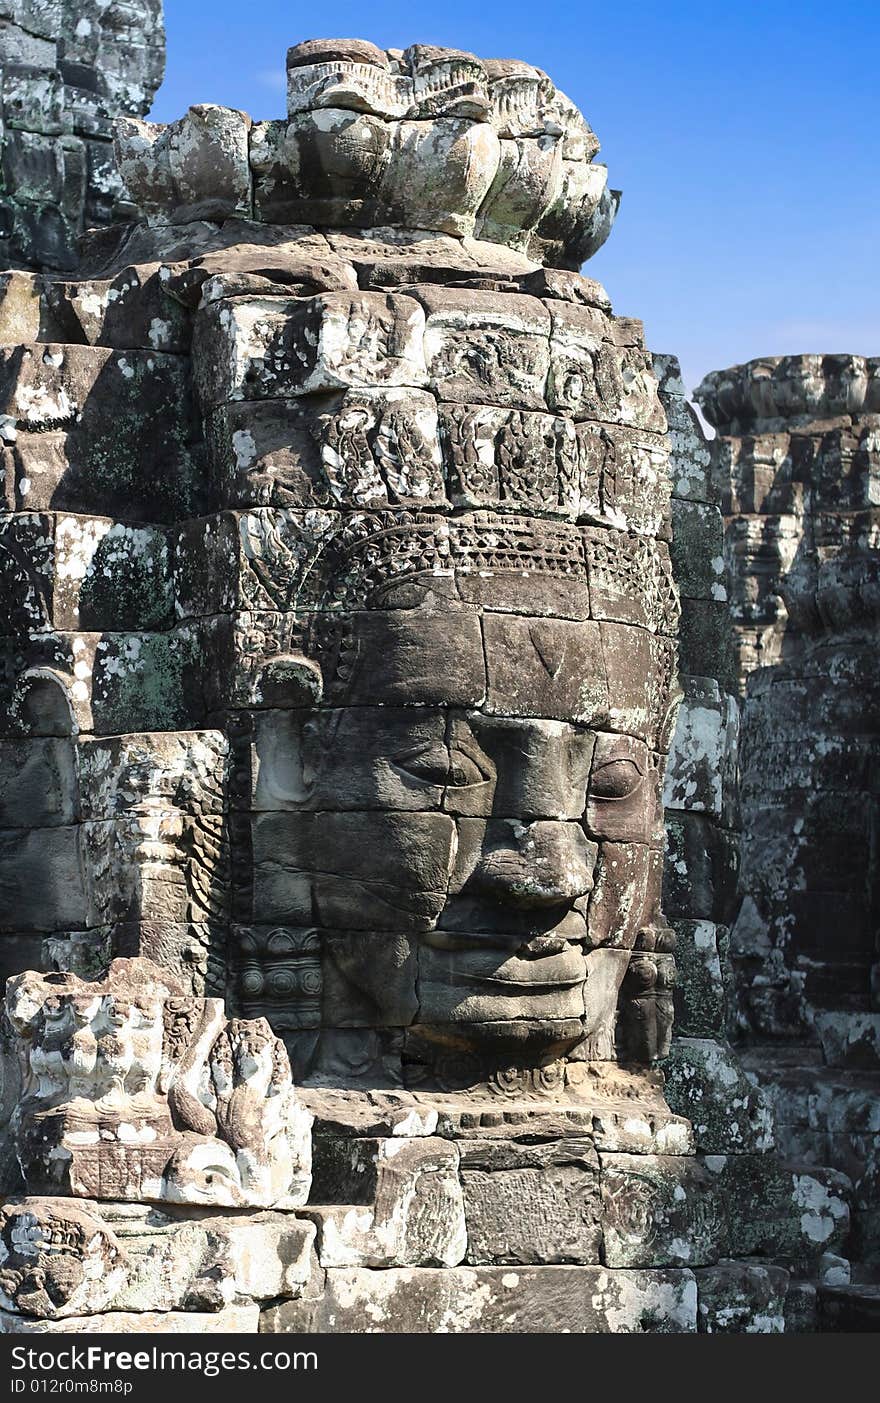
<box><xmin>696</xmin><ymin>357</ymin><xmax>880</xmax><ymax>1047</ymax></box>
<box><xmin>0</xmin><ymin>1198</ymin><xmax>127</xmax><ymax>1320</ymax></box>
<box><xmin>0</xmin><ymin>39</ymin><xmax>681</xmax><ymax>1096</ymax></box>
<box><xmin>0</xmin><ymin>31</ymin><xmax>824</xmax><ymax>1337</ymax></box>
<box><xmin>6</xmin><ymin>958</ymin><xmax>312</xmax><ymax>1207</ymax></box>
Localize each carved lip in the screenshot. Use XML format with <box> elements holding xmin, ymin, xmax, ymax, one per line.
<box><xmin>420</xmin><ymin>941</ymin><xmax>585</xmax><ymax>989</ymax></box>
<box><xmin>426</xmin><ymin>908</ymin><xmax>586</xmax><ymax>956</ymax></box>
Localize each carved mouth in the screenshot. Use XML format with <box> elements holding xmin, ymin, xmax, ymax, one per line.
<box><xmin>425</xmin><ymin>907</ymin><xmax>586</xmax><ymax>957</ymax></box>
<box><xmin>418</xmin><ymin>940</ymin><xmax>586</xmax><ymax>992</ymax></box>
<box><xmin>423</xmin><ymin>962</ymin><xmax>583</xmax><ymax>993</ymax></box>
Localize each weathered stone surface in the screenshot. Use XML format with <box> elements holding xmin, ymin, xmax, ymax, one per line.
<box><xmin>264</xmin><ymin>1265</ymin><xmax>698</xmax><ymax>1333</ymax></box>
<box><xmin>600</xmin><ymin>1153</ymin><xmax>726</xmax><ymax>1267</ymax></box>
<box><xmin>0</xmin><ymin>1199</ymin><xmax>127</xmax><ymax>1319</ymax></box>
<box><xmin>695</xmin><ymin>1262</ymin><xmax>788</xmax><ymax>1334</ymax></box>
<box><xmin>703</xmin><ymin>1155</ymin><xmax>851</xmax><ymax>1268</ymax></box>
<box><xmin>0</xmin><ymin>344</ymin><xmax>203</xmax><ymax>522</ymax></box>
<box><xmin>306</xmin><ymin>1137</ymin><xmax>466</xmax><ymax>1267</ymax></box>
<box><xmin>7</xmin><ymin>958</ymin><xmax>313</xmax><ymax>1209</ymax></box>
<box><xmin>0</xmin><ymin>1304</ymin><xmax>260</xmax><ymax>1333</ymax></box>
<box><xmin>0</xmin><ymin>738</ymin><xmax>77</xmax><ymax>827</ymax></box>
<box><xmin>115</xmin><ymin>105</ymin><xmax>251</xmax><ymax>223</ymax></box>
<box><xmin>662</xmin><ymin>1039</ymin><xmax>773</xmax><ymax>1153</ymax></box>
<box><xmin>670</xmin><ymin>921</ymin><xmax>730</xmax><ymax>1039</ymax></box>
<box><xmin>0</xmin><ymin>3</ymin><xmax>166</xmax><ymax>274</ymax></box>
<box><xmin>0</xmin><ymin>1195</ymin><xmax>316</xmax><ymax>1319</ymax></box>
<box><xmin>102</xmin><ymin>1203</ymin><xmax>316</xmax><ymax>1312</ymax></box>
<box><xmin>0</xmin><ymin>825</ymin><xmax>86</xmax><ymax>931</ymax></box>
<box><xmin>0</xmin><ymin>513</ymin><xmax>173</xmax><ymax>632</ymax></box>
<box><xmin>699</xmin><ymin>352</ymin><xmax>880</xmax><ymax>1299</ymax></box>
<box><xmin>663</xmin><ymin>814</ymin><xmax>739</xmax><ymax>924</ymax></box>
<box><xmin>663</xmin><ymin>678</ymin><xmax>737</xmax><ymax>823</ymax></box>
<box><xmin>460</xmin><ymin>1136</ymin><xmax>601</xmax><ymax>1264</ymax></box>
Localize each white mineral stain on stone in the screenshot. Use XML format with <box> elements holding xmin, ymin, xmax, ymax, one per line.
<box><xmin>148</xmin><ymin>318</ymin><xmax>173</xmax><ymax>348</ymax></box>
<box><xmin>792</xmin><ymin>1174</ymin><xmax>848</xmax><ymax>1244</ymax></box>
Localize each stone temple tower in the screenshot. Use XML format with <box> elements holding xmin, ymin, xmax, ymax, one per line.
<box><xmin>0</xmin><ymin>38</ymin><xmax>822</xmax><ymax>1333</ymax></box>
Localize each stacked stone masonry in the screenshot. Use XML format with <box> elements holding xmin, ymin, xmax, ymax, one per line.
<box><xmin>0</xmin><ymin>36</ymin><xmax>853</xmax><ymax>1333</ymax></box>
<box><xmin>0</xmin><ymin>0</ymin><xmax>166</xmax><ymax>271</ymax></box>
<box><xmin>696</xmin><ymin>356</ymin><xmax>880</xmax><ymax>1324</ymax></box>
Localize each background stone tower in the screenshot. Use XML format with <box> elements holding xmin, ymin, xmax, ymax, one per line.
<box><xmin>0</xmin><ymin>0</ymin><xmax>166</xmax><ymax>270</ymax></box>
<box><xmin>698</xmin><ymin>354</ymin><xmax>880</xmax><ymax>1328</ymax></box>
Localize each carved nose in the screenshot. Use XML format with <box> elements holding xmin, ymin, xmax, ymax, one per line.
<box><xmin>475</xmin><ymin>821</ymin><xmax>596</xmax><ymax>908</ymax></box>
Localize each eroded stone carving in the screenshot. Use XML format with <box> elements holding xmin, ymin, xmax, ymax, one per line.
<box><xmin>0</xmin><ymin>1198</ymin><xmax>127</xmax><ymax>1320</ymax></box>
<box><xmin>6</xmin><ymin>958</ymin><xmax>312</xmax><ymax>1207</ymax></box>
<box><xmin>0</xmin><ymin>34</ymin><xmax>807</xmax><ymax>1337</ymax></box>
<box><xmin>115</xmin><ymin>39</ymin><xmax>617</xmax><ymax>269</ymax></box>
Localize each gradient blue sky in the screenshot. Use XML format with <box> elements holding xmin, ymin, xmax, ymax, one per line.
<box><xmin>150</xmin><ymin>1</ymin><xmax>879</xmax><ymax>397</ymax></box>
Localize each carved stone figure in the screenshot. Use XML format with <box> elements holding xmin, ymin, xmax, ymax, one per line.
<box><xmin>6</xmin><ymin>958</ymin><xmax>312</xmax><ymax>1207</ymax></box>
<box><xmin>0</xmin><ymin>1198</ymin><xmax>128</xmax><ymax>1320</ymax></box>
<box><xmin>0</xmin><ymin>37</ymin><xmax>682</xmax><ymax>1097</ymax></box>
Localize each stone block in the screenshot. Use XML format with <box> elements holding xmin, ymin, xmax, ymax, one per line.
<box><xmin>460</xmin><ymin>1136</ymin><xmax>601</xmax><ymax>1265</ymax></box>
<box><xmin>677</xmin><ymin>596</ymin><xmax>736</xmax><ymax>689</ymax></box>
<box><xmin>115</xmin><ymin>105</ymin><xmax>252</xmax><ymax>222</ymax></box>
<box><xmin>671</xmin><ymin>920</ymin><xmax>729</xmax><ymax>1039</ymax></box>
<box><xmin>42</xmin><ymin>267</ymin><xmax>190</xmax><ymax>353</ymax></box>
<box><xmin>264</xmin><ymin>1265</ymin><xmax>698</xmax><ymax>1333</ymax></box>
<box><xmin>600</xmin><ymin>1153</ymin><xmax>726</xmax><ymax>1268</ymax></box>
<box><xmin>76</xmin><ymin>731</ymin><xmax>227</xmax><ymax>819</ymax></box>
<box><xmin>664</xmin><ymin>677</ymin><xmax>738</xmax><ymax>821</ymax></box>
<box><xmin>663</xmin><ymin>814</ymin><xmax>739</xmax><ymax>923</ymax></box>
<box><xmin>0</xmin><ymin>345</ymin><xmax>203</xmax><ymax>521</ymax></box>
<box><xmin>652</xmin><ymin>353</ymin><xmax>713</xmax><ymax>502</ymax></box>
<box><xmin>79</xmin><ymin>813</ymin><xmax>227</xmax><ymax>927</ymax></box>
<box><xmin>703</xmin><ymin>1155</ymin><xmax>851</xmax><ymax>1268</ymax></box>
<box><xmin>783</xmin><ymin>1279</ymin><xmax>818</xmax><ymax>1333</ymax></box>
<box><xmin>193</xmin><ymin>292</ymin><xmax>427</xmax><ymax>409</ymax></box>
<box><xmin>0</xmin><ymin>738</ymin><xmax>77</xmax><ymax>827</ymax></box>
<box><xmin>97</xmin><ymin>1204</ymin><xmax>316</xmax><ymax>1313</ymax></box>
<box><xmin>204</xmin><ymin>399</ymin><xmax>329</xmax><ymax>509</ymax></box>
<box><xmin>416</xmin><ymin>286</ymin><xmax>549</xmax><ymax>411</ymax></box>
<box><xmin>247</xmin><ymin>810</ymin><xmax>455</xmax><ymax>931</ymax></box>
<box><xmin>670</xmin><ymin>498</ymin><xmax>725</xmax><ymax>601</ymax></box>
<box><xmin>694</xmin><ymin>1262</ymin><xmax>788</xmax><ymax>1333</ymax></box>
<box><xmin>0</xmin><ymin>825</ymin><xmax>86</xmax><ymax>932</ymax></box>
<box><xmin>0</xmin><ymin>511</ymin><xmax>173</xmax><ymax>632</ymax></box>
<box><xmin>662</xmin><ymin>1039</ymin><xmax>774</xmax><ymax>1153</ymax></box>
<box><xmin>483</xmin><ymin>613</ymin><xmax>606</xmax><ymax>723</ymax></box>
<box><xmin>816</xmin><ymin>1012</ymin><xmax>880</xmax><ymax>1070</ymax></box>
<box><xmin>306</xmin><ymin>1137</ymin><xmax>466</xmax><ymax>1268</ymax></box>
<box><xmin>0</xmin><ymin>269</ymin><xmax>44</xmax><ymax>343</ymax></box>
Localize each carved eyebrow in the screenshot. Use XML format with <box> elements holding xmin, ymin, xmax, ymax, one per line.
<box><xmin>593</xmin><ymin>751</ymin><xmax>645</xmax><ymax>773</ymax></box>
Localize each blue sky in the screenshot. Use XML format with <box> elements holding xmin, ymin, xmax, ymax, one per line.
<box><xmin>150</xmin><ymin>1</ymin><xmax>879</xmax><ymax>396</ymax></box>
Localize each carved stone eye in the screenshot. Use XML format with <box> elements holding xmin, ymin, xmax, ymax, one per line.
<box><xmin>393</xmin><ymin>743</ymin><xmax>488</xmax><ymax>787</ymax></box>
<box><xmin>590</xmin><ymin>757</ymin><xmax>643</xmax><ymax>800</ymax></box>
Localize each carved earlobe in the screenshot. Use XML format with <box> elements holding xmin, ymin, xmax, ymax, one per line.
<box><xmin>252</xmin><ymin>654</ymin><xmax>324</xmax><ymax>708</ymax></box>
